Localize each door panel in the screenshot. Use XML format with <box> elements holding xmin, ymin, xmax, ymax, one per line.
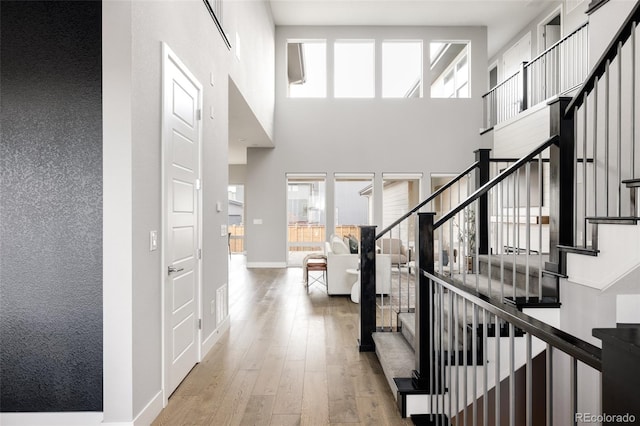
<box><xmin>163</xmin><ymin>45</ymin><xmax>202</xmax><ymax>396</ymax></box>
<box><xmin>173</xmin><ymin>181</ymin><xmax>195</xmax><ymax>212</ymax></box>
<box><xmin>172</xmin><ymin>227</ymin><xmax>195</xmax><ymax>262</ymax></box>
<box><xmin>172</xmin><ymin>130</ymin><xmax>196</xmax><ymax>171</ymax></box>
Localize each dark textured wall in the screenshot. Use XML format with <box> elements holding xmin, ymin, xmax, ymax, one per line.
<box><xmin>0</xmin><ymin>1</ymin><xmax>103</xmax><ymax>412</ymax></box>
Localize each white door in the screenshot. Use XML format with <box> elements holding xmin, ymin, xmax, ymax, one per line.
<box><xmin>502</xmin><ymin>32</ymin><xmax>531</xmax><ymax>79</ymax></box>
<box><xmin>162</xmin><ymin>44</ymin><xmax>202</xmax><ymax>396</ymax></box>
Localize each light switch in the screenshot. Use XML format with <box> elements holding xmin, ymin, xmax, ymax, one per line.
<box><xmin>149</xmin><ymin>230</ymin><xmax>158</xmax><ymax>251</ymax></box>
<box><xmin>216</xmin><ymin>201</ymin><xmax>222</xmax><ymax>212</ymax></box>
<box><xmin>221</xmin><ymin>224</ymin><xmax>228</xmax><ymax>237</ymax></box>
<box><xmin>253</xmin><ymin>219</ymin><xmax>263</xmax><ymax>225</ymax></box>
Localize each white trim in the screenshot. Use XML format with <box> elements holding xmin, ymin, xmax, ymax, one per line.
<box><xmin>0</xmin><ymin>412</ymin><xmax>103</xmax><ymax>426</ymax></box>
<box><xmin>133</xmin><ymin>391</ymin><xmax>163</xmax><ymax>426</ymax></box>
<box><xmin>537</xmin><ymin>5</ymin><xmax>563</xmax><ymax>54</ymax></box>
<box><xmin>488</xmin><ymin>60</ymin><xmax>498</xmax><ymax>88</ymax></box>
<box><xmin>103</xmin><ymin>1</ymin><xmax>134</xmax><ymax>421</ymax></box>
<box><xmin>382</xmin><ymin>172</ymin><xmax>423</xmax><ymax>180</ymax></box>
<box><xmin>246</xmin><ymin>261</ymin><xmax>287</xmax><ymax>268</ymax></box>
<box><xmin>160</xmin><ymin>42</ymin><xmax>204</xmax><ymax>405</ymax></box>
<box><xmin>493</xmin><ymin>97</ymin><xmax>549</xmax><ymax>131</ymax></box>
<box><xmin>285</xmin><ymin>172</ymin><xmax>327</xmax><ymax>179</ymax></box>
<box><xmin>202</xmin><ymin>316</ymin><xmax>230</xmax><ymax>355</ymax></box>
<box><xmin>334</xmin><ymin>172</ymin><xmax>375</xmax><ymax>179</ymax></box>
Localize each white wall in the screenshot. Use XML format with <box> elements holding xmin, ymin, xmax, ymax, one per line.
<box><xmin>229</xmin><ymin>164</ymin><xmax>247</xmax><ymax>185</ymax></box>
<box><xmin>588</xmin><ymin>0</ymin><xmax>637</xmax><ymax>68</ymax></box>
<box><xmin>488</xmin><ymin>1</ymin><xmax>588</xmax><ymax>82</ymax></box>
<box><xmin>103</xmin><ymin>0</ymin><xmax>274</xmax><ymax>423</ymax></box>
<box><xmin>245</xmin><ymin>25</ymin><xmax>487</xmax><ymax>266</ymax></box>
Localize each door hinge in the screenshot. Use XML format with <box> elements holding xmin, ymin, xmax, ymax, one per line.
<box><xmin>198</xmin><ymin>248</ymin><xmax>202</xmax><ymax>260</ymax></box>
<box><xmin>196</xmin><ymin>109</ymin><xmax>202</xmax><ymax>121</ymax></box>
<box><xmin>198</xmin><ymin>319</ymin><xmax>202</xmax><ymax>330</ymax></box>
<box><xmin>195</xmin><ymin>179</ymin><xmax>201</xmax><ymax>190</ymax></box>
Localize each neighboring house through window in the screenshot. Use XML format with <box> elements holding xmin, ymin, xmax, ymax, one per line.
<box><xmin>430</xmin><ymin>41</ymin><xmax>470</xmax><ymax>98</ymax></box>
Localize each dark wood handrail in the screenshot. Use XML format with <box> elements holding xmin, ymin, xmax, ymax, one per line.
<box><xmin>483</xmin><ymin>22</ymin><xmax>589</xmax><ymax>102</ymax></box>
<box><xmin>202</xmin><ymin>0</ymin><xmax>232</xmax><ymax>49</ymax></box>
<box><xmin>424</xmin><ymin>270</ymin><xmax>602</xmax><ymax>371</ymax></box>
<box><xmin>481</xmin><ymin>69</ymin><xmax>521</xmax><ymax>99</ymax></box>
<box><xmin>524</xmin><ymin>22</ymin><xmax>589</xmax><ymax>69</ymax></box>
<box><xmin>375</xmin><ymin>161</ymin><xmax>479</xmax><ymax>240</ymax></box>
<box><xmin>566</xmin><ymin>0</ymin><xmax>640</xmax><ymax>114</ymax></box>
<box><xmin>435</xmin><ymin>135</ymin><xmax>559</xmax><ymax>228</ymax></box>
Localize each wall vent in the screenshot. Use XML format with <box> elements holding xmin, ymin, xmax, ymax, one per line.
<box><xmin>216</xmin><ymin>284</ymin><xmax>228</xmax><ymax>326</ymax></box>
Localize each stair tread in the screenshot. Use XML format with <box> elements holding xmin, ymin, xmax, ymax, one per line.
<box><xmin>557</xmin><ymin>244</ymin><xmax>599</xmax><ymax>256</ymax></box>
<box><xmin>586</xmin><ymin>216</ymin><xmax>639</xmax><ymax>225</ymax></box>
<box><xmin>622</xmin><ymin>178</ymin><xmax>640</xmax><ymax>187</ymax></box>
<box><xmin>372</xmin><ymin>332</ymin><xmax>414</xmax><ymax>380</ymax></box>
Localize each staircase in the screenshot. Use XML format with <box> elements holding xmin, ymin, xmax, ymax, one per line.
<box><xmin>358</xmin><ymin>2</ymin><xmax>640</xmax><ymax>423</ymax></box>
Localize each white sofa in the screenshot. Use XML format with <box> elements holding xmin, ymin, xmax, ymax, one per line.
<box><xmin>324</xmin><ymin>239</ymin><xmax>391</xmax><ymax>296</ymax></box>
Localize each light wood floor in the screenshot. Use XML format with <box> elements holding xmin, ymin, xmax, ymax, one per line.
<box><xmin>152</xmin><ymin>255</ymin><xmax>413</xmax><ymax>426</ymax></box>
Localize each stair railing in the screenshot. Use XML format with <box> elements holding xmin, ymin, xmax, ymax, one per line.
<box><xmin>360</xmin><ymin>161</ymin><xmax>479</xmax><ymax>342</ymax></box>
<box><xmin>482</xmin><ymin>69</ymin><xmax>524</xmax><ymax>129</ymax></box>
<box><xmin>419</xmin><ymin>268</ymin><xmax>602</xmax><ymax>425</ymax></box>
<box><xmin>432</xmin><ymin>136</ymin><xmax>559</xmax><ymax>305</ymax></box>
<box><xmin>565</xmin><ymin>1</ymin><xmax>640</xmax><ymax>248</ymax></box>
<box><xmin>525</xmin><ymin>22</ymin><xmax>589</xmax><ymax>107</ymax></box>
<box><xmin>483</xmin><ymin>22</ymin><xmax>589</xmax><ymax>130</ymax></box>
<box><xmin>407</xmin><ymin>134</ymin><xmax>566</xmax><ymax>394</ymax></box>
<box><xmin>411</xmin><ymin>135</ymin><xmax>607</xmax><ymax>426</ymax></box>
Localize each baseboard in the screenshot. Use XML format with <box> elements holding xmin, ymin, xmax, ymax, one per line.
<box><xmin>202</xmin><ymin>316</ymin><xmax>230</xmax><ymax>356</ymax></box>
<box><xmin>245</xmin><ymin>262</ymin><xmax>286</xmax><ymax>268</ymax></box>
<box><xmin>0</xmin><ymin>412</ymin><xmax>104</xmax><ymax>426</ymax></box>
<box><xmin>132</xmin><ymin>390</ymin><xmax>163</xmax><ymax>426</ymax></box>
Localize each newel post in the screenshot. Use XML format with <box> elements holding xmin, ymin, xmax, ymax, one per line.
<box><xmin>413</xmin><ymin>213</ymin><xmax>435</xmax><ymax>390</ymax></box>
<box><xmin>520</xmin><ymin>61</ymin><xmax>529</xmax><ymax>112</ymax></box>
<box><xmin>358</xmin><ymin>225</ymin><xmax>377</xmax><ymax>352</ymax></box>
<box><xmin>593</xmin><ymin>327</ymin><xmax>640</xmax><ymax>424</ymax></box>
<box><xmin>548</xmin><ymin>97</ymin><xmax>575</xmax><ymax>276</ymax></box>
<box><xmin>475</xmin><ymin>148</ymin><xmax>491</xmax><ymax>255</ymax></box>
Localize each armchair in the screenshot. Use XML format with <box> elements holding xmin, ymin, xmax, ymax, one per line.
<box><xmin>324</xmin><ymin>237</ymin><xmax>392</xmax><ymax>295</ymax></box>
<box><xmin>380</xmin><ymin>238</ymin><xmax>409</xmax><ymax>267</ymax></box>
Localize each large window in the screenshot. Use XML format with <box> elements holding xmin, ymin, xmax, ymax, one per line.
<box><xmin>334</xmin><ymin>40</ymin><xmax>375</xmax><ymax>98</ymax></box>
<box><xmin>382</xmin><ymin>173</ymin><xmax>422</xmax><ymax>253</ymax></box>
<box><xmin>334</xmin><ymin>174</ymin><xmax>374</xmax><ymax>241</ymax></box>
<box><xmin>286</xmin><ymin>175</ymin><xmax>327</xmax><ymax>266</ymax></box>
<box><xmin>430</xmin><ymin>41</ymin><xmax>470</xmax><ymax>98</ymax></box>
<box><xmin>382</xmin><ymin>41</ymin><xmax>423</xmax><ymax>98</ymax></box>
<box><xmin>287</xmin><ymin>40</ymin><xmax>327</xmax><ymax>98</ymax></box>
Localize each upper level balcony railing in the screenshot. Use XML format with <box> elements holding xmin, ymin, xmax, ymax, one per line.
<box><xmin>482</xmin><ymin>22</ymin><xmax>589</xmax><ymax>130</ymax></box>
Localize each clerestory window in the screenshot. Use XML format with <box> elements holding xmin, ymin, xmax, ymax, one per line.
<box><xmin>382</xmin><ymin>41</ymin><xmax>423</xmax><ymax>98</ymax></box>
<box><xmin>334</xmin><ymin>40</ymin><xmax>375</xmax><ymax>98</ymax></box>
<box><xmin>287</xmin><ymin>40</ymin><xmax>327</xmax><ymax>98</ymax></box>
<box><xmin>430</xmin><ymin>41</ymin><xmax>470</xmax><ymax>98</ymax></box>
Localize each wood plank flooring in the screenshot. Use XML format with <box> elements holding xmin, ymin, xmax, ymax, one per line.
<box><xmin>152</xmin><ymin>256</ymin><xmax>413</xmax><ymax>426</ymax></box>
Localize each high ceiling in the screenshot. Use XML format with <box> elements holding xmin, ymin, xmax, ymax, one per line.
<box><xmin>229</xmin><ymin>0</ymin><xmax>561</xmax><ymax>164</ymax></box>
<box><xmin>269</xmin><ymin>0</ymin><xmax>557</xmax><ymax>58</ymax></box>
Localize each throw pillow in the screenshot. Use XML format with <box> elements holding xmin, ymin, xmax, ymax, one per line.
<box><xmin>348</xmin><ymin>235</ymin><xmax>359</xmax><ymax>254</ymax></box>
<box><xmin>331</xmin><ymin>235</ymin><xmax>350</xmax><ymax>254</ymax></box>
